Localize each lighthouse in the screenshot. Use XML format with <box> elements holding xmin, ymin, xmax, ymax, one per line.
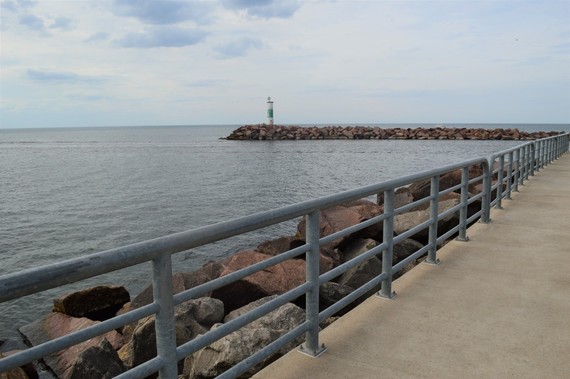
<box><xmin>266</xmin><ymin>96</ymin><xmax>274</xmax><ymax>126</ymax></box>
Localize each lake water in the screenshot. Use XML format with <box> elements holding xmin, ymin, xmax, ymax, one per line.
<box><xmin>0</xmin><ymin>123</ymin><xmax>567</xmax><ymax>337</ymax></box>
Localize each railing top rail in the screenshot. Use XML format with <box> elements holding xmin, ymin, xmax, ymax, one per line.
<box><xmin>488</xmin><ymin>132</ymin><xmax>568</xmax><ymax>162</ymax></box>
<box><xmin>0</xmin><ymin>155</ymin><xmax>488</xmax><ymax>303</ymax></box>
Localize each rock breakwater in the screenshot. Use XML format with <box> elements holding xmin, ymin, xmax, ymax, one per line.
<box><xmin>225</xmin><ymin>124</ymin><xmax>561</xmax><ymax>141</ymax></box>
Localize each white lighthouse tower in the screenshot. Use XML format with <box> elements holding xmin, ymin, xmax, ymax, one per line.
<box><xmin>266</xmin><ymin>96</ymin><xmax>274</xmax><ymax>126</ymax></box>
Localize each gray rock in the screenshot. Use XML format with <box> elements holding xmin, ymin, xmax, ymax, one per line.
<box><xmin>393</xmin><ymin>198</ymin><xmax>460</xmax><ymax>244</ymax></box>
<box><xmin>53</xmin><ymin>285</ymin><xmax>130</xmax><ymax>321</ymax></box>
<box><xmin>119</xmin><ymin>297</ymin><xmax>224</xmax><ymax>372</ymax></box>
<box><xmin>184</xmin><ymin>299</ymin><xmax>305</xmax><ymax>379</ymax></box>
<box><xmin>65</xmin><ymin>339</ymin><xmax>126</xmax><ymax>379</ymax></box>
<box><xmin>319</xmin><ymin>282</ymin><xmax>355</xmax><ymax>316</ymax></box>
<box><xmin>337</xmin><ymin>238</ymin><xmax>382</xmax><ymax>290</ymax></box>
<box><xmin>130</xmin><ymin>271</ymin><xmax>212</xmax><ymax>311</ymax></box>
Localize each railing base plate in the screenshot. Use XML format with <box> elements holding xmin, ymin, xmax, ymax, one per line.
<box><xmin>298</xmin><ymin>344</ymin><xmax>327</xmax><ymax>358</ymax></box>
<box><xmin>376</xmin><ymin>291</ymin><xmax>397</xmax><ymax>300</ymax></box>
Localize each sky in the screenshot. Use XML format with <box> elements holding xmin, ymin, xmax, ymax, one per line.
<box><xmin>1</xmin><ymin>0</ymin><xmax>569</xmax><ymax>128</ymax></box>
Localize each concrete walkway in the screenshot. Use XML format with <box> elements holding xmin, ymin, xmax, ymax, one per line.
<box><xmin>254</xmin><ymin>154</ymin><xmax>570</xmax><ymax>379</ymax></box>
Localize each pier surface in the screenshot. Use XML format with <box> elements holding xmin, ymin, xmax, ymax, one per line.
<box><xmin>255</xmin><ymin>155</ymin><xmax>570</xmax><ymax>378</ymax></box>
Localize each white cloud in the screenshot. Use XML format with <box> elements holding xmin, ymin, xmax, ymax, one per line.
<box><xmin>114</xmin><ymin>27</ymin><xmax>208</xmax><ymax>48</ymax></box>
<box><xmin>214</xmin><ymin>37</ymin><xmax>264</xmax><ymax>58</ymax></box>
<box><xmin>111</xmin><ymin>0</ymin><xmax>214</xmax><ymax>25</ymax></box>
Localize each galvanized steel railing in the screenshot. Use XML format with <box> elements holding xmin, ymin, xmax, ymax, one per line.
<box><xmin>0</xmin><ymin>133</ymin><xmax>568</xmax><ymax>378</ymax></box>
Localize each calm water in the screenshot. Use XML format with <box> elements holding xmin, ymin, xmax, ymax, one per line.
<box><xmin>0</xmin><ymin>123</ymin><xmax>567</xmax><ymax>337</ymax></box>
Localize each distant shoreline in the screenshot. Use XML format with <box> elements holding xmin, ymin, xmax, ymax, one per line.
<box><xmin>225</xmin><ymin>125</ymin><xmax>563</xmax><ymax>141</ymax></box>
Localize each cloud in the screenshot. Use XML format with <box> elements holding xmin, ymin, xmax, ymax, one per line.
<box><xmin>49</xmin><ymin>16</ymin><xmax>73</xmax><ymax>30</ymax></box>
<box><xmin>111</xmin><ymin>0</ymin><xmax>213</xmax><ymax>25</ymax></box>
<box><xmin>214</xmin><ymin>37</ymin><xmax>264</xmax><ymax>58</ymax></box>
<box><xmin>26</xmin><ymin>69</ymin><xmax>101</xmax><ymax>83</ymax></box>
<box><xmin>222</xmin><ymin>0</ymin><xmax>302</xmax><ymax>18</ymax></box>
<box><xmin>189</xmin><ymin>79</ymin><xmax>230</xmax><ymax>87</ymax></box>
<box><xmin>1</xmin><ymin>0</ymin><xmax>36</xmax><ymax>12</ymax></box>
<box><xmin>115</xmin><ymin>26</ymin><xmax>208</xmax><ymax>48</ymax></box>
<box><xmin>85</xmin><ymin>31</ymin><xmax>109</xmax><ymax>43</ymax></box>
<box><xmin>18</xmin><ymin>13</ymin><xmax>45</xmax><ymax>32</ymax></box>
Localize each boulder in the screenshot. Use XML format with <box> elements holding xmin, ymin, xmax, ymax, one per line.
<box><xmin>64</xmin><ymin>339</ymin><xmax>126</xmax><ymax>379</ymax></box>
<box><xmin>53</xmin><ymin>285</ymin><xmax>130</xmax><ymax>321</ymax></box>
<box><xmin>337</xmin><ymin>238</ymin><xmax>382</xmax><ymax>291</ymax></box>
<box><xmin>393</xmin><ymin>238</ymin><xmax>425</xmax><ymax>264</ymax></box>
<box><xmin>257</xmin><ymin>236</ymin><xmax>336</xmax><ymax>273</ymax></box>
<box><xmin>407</xmin><ymin>166</ymin><xmax>484</xmax><ymax>202</ymax></box>
<box><xmin>0</xmin><ymin>350</ymin><xmax>39</xmax><ymax>379</ymax></box>
<box><xmin>297</xmin><ymin>200</ymin><xmax>383</xmax><ymax>249</ymax></box>
<box><xmin>392</xmin><ymin>238</ymin><xmax>426</xmax><ymax>280</ymax></box>
<box><xmin>130</xmin><ymin>269</ymin><xmax>214</xmax><ymax>311</ymax></box>
<box><xmin>319</xmin><ymin>282</ymin><xmax>354</xmax><ymax>315</ymax></box>
<box><xmin>119</xmin><ymin>297</ymin><xmax>224</xmax><ymax>371</ymax></box>
<box><xmin>184</xmin><ymin>298</ymin><xmax>305</xmax><ymax>379</ymax></box>
<box><xmin>377</xmin><ymin>186</ymin><xmax>414</xmax><ymax>209</ymax></box>
<box><xmin>19</xmin><ymin>313</ymin><xmax>125</xmax><ymax>379</ymax></box>
<box><xmin>0</xmin><ymin>351</ymin><xmax>28</xmax><ymax>379</ymax></box>
<box><xmin>256</xmin><ymin>236</ymin><xmax>303</xmax><ymax>256</ymax></box>
<box><xmin>211</xmin><ymin>251</ymin><xmax>306</xmax><ymax>313</ymax></box>
<box><xmin>393</xmin><ymin>197</ymin><xmax>460</xmax><ymax>244</ymax></box>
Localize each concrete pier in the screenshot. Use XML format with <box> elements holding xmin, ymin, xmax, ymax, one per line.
<box><xmin>254</xmin><ymin>155</ymin><xmax>570</xmax><ymax>378</ymax></box>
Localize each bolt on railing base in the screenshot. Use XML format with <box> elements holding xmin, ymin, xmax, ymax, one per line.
<box><xmin>376</xmin><ymin>291</ymin><xmax>397</xmax><ymax>300</ymax></box>
<box><xmin>298</xmin><ymin>344</ymin><xmax>327</xmax><ymax>358</ymax></box>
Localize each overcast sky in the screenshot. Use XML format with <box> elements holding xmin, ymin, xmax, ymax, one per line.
<box><xmin>1</xmin><ymin>0</ymin><xmax>569</xmax><ymax>128</ymax></box>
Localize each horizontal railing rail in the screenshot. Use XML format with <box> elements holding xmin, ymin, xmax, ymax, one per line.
<box><xmin>1</xmin><ymin>133</ymin><xmax>568</xmax><ymax>378</ymax></box>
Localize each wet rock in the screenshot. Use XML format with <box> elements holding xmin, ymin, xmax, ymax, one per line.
<box><xmin>183</xmin><ymin>298</ymin><xmax>305</xmax><ymax>379</ymax></box>
<box><xmin>53</xmin><ymin>285</ymin><xmax>130</xmax><ymax>321</ymax></box>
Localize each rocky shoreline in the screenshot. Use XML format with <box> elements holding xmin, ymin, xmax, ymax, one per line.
<box><xmin>225</xmin><ymin>124</ymin><xmax>562</xmax><ymax>141</ymax></box>
<box><xmin>1</xmin><ymin>165</ymin><xmax>500</xmax><ymax>379</ymax></box>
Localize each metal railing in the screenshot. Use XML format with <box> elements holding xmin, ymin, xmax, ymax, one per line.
<box><xmin>1</xmin><ymin>133</ymin><xmax>568</xmax><ymax>378</ymax></box>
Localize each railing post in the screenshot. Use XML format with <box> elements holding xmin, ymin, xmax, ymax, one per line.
<box><xmin>530</xmin><ymin>142</ymin><xmax>537</xmax><ymax>176</ymax></box>
<box><xmin>506</xmin><ymin>151</ymin><xmax>513</xmax><ymax>199</ymax></box>
<box><xmin>520</xmin><ymin>146</ymin><xmax>526</xmax><ymax>185</ymax></box>
<box><xmin>541</xmin><ymin>140</ymin><xmax>546</xmax><ymax>169</ymax></box>
<box><xmin>300</xmin><ymin>210</ymin><xmax>326</xmax><ymax>357</ymax></box>
<box><xmin>524</xmin><ymin>145</ymin><xmax>530</xmax><ymax>180</ymax></box>
<box><xmin>379</xmin><ymin>188</ymin><xmax>396</xmax><ymax>298</ymax></box>
<box><xmin>513</xmin><ymin>149</ymin><xmax>520</xmax><ymax>192</ymax></box>
<box><xmin>496</xmin><ymin>156</ymin><xmax>504</xmax><ymax>209</ymax></box>
<box><xmin>152</xmin><ymin>253</ymin><xmax>178</xmax><ymax>379</ymax></box>
<box><xmin>481</xmin><ymin>161</ymin><xmax>491</xmax><ymax>224</ymax></box>
<box><xmin>457</xmin><ymin>167</ymin><xmax>469</xmax><ymax>241</ymax></box>
<box><xmin>426</xmin><ymin>175</ymin><xmax>440</xmax><ymax>264</ymax></box>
